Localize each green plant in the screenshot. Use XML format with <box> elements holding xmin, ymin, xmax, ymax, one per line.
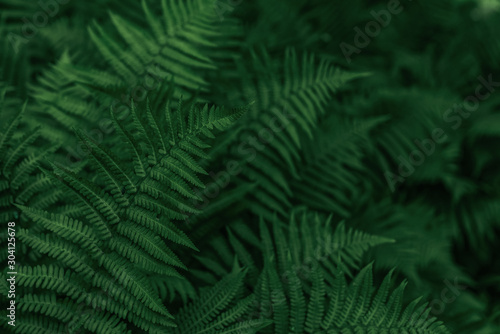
<box><xmin>2</xmin><ymin>0</ymin><xmax>500</xmax><ymax>333</ymax></box>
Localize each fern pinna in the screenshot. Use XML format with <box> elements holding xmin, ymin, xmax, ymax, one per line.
<box><xmin>9</xmin><ymin>95</ymin><xmax>244</xmax><ymax>333</ymax></box>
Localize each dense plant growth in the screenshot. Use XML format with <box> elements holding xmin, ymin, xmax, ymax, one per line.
<box><xmin>1</xmin><ymin>0</ymin><xmax>500</xmax><ymax>333</ymax></box>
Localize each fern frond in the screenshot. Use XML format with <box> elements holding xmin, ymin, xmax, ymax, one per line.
<box><xmin>208</xmin><ymin>49</ymin><xmax>367</xmax><ymax>219</ymax></box>
<box><xmin>59</xmin><ymin>0</ymin><xmax>241</xmax><ymax>100</ymax></box>
<box><xmin>16</xmin><ymin>95</ymin><xmax>244</xmax><ymax>331</ymax></box>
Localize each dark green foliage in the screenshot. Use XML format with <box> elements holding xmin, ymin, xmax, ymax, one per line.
<box><xmin>2</xmin><ymin>0</ymin><xmax>500</xmax><ymax>333</ymax></box>
<box><xmin>10</xmin><ymin>97</ymin><xmax>245</xmax><ymax>332</ymax></box>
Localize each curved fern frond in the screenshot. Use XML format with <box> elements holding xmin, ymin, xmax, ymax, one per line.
<box><xmin>15</xmin><ymin>95</ymin><xmax>245</xmax><ymax>332</ymax></box>
<box><xmin>61</xmin><ymin>0</ymin><xmax>242</xmax><ymax>99</ymax></box>
<box><xmin>208</xmin><ymin>49</ymin><xmax>368</xmax><ymax>219</ymax></box>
